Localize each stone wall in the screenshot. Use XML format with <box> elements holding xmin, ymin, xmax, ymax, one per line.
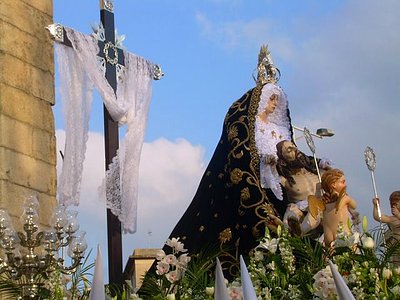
<box><xmin>0</xmin><ymin>0</ymin><xmax>56</xmax><ymax>226</ymax></box>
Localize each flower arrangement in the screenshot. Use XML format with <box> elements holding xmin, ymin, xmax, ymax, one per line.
<box><xmin>139</xmin><ymin>237</ymin><xmax>219</xmax><ymax>300</ymax></box>
<box><xmin>139</xmin><ymin>217</ymin><xmax>400</xmax><ymax>300</ymax></box>
<box><xmin>139</xmin><ymin>237</ymin><xmax>249</xmax><ymax>300</ymax></box>
<box><xmin>314</xmin><ymin>219</ymin><xmax>400</xmax><ymax>299</ymax></box>
<box><xmin>154</xmin><ymin>237</ymin><xmax>191</xmax><ymax>298</ymax></box>
<box><xmin>247</xmin><ymin>225</ymin><xmax>312</xmax><ymax>299</ymax></box>
<box><xmin>245</xmin><ymin>217</ymin><xmax>400</xmax><ymax>299</ymax></box>
<box><xmin>4</xmin><ymin>219</ymin><xmax>400</xmax><ymax>299</ymax></box>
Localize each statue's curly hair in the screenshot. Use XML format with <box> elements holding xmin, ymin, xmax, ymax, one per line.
<box><xmin>390</xmin><ymin>191</ymin><xmax>400</xmax><ymax>206</ymax></box>
<box><xmin>321</xmin><ymin>169</ymin><xmax>345</xmax><ymax>204</ymax></box>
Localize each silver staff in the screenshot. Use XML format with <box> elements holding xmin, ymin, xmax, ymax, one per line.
<box><xmin>304</xmin><ymin>127</ymin><xmax>322</xmax><ymax>183</ymax></box>
<box><xmin>364</xmin><ymin>146</ymin><xmax>384</xmax><ymax>235</ymax></box>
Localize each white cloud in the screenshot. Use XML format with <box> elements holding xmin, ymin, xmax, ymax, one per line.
<box><xmin>195</xmin><ymin>12</ymin><xmax>294</xmax><ymax>61</ymax></box>
<box><xmin>132</xmin><ymin>138</ymin><xmax>206</xmax><ymax>248</ymax></box>
<box><xmin>55</xmin><ymin>130</ymin><xmax>206</xmax><ymax>267</ymax></box>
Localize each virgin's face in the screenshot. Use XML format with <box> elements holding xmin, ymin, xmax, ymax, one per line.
<box><xmin>264</xmin><ymin>94</ymin><xmax>278</xmax><ymax>114</ymax></box>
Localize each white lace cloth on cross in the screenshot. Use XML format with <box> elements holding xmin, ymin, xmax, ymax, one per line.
<box><xmin>56</xmin><ymin>27</ymin><xmax>154</xmax><ymax>233</ymax></box>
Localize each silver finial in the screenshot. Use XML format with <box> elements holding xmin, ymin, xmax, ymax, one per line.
<box><xmin>46</xmin><ymin>23</ymin><xmax>64</xmax><ymax>43</ymax></box>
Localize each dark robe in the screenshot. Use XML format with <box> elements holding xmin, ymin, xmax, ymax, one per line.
<box><xmin>158</xmin><ymin>85</ymin><xmax>294</xmax><ymax>277</ymax></box>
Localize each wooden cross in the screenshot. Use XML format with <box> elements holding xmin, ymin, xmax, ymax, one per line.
<box><xmin>100</xmin><ymin>0</ymin><xmax>123</xmax><ymax>285</ymax></box>
<box><xmin>48</xmin><ymin>0</ymin><xmax>162</xmax><ymax>285</ymax></box>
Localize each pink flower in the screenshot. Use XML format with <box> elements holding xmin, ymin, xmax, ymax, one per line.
<box><xmin>228</xmin><ymin>286</ymin><xmax>242</xmax><ymax>300</ymax></box>
<box><xmin>165</xmin><ymin>270</ymin><xmax>181</xmax><ymax>283</ymax></box>
<box><xmin>156</xmin><ymin>261</ymin><xmax>170</xmax><ymax>275</ymax></box>
<box><xmin>163</xmin><ymin>254</ymin><xmax>178</xmax><ymax>266</ymax></box>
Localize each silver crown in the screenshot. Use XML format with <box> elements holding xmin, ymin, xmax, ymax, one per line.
<box><xmin>256</xmin><ymin>45</ymin><xmax>280</xmax><ymax>85</ymax></box>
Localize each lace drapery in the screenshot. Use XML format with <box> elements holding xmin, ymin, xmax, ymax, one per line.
<box><xmin>56</xmin><ymin>27</ymin><xmax>154</xmax><ymax>233</ymax></box>
<box><xmin>255</xmin><ymin>83</ymin><xmax>291</xmax><ymax>200</ymax></box>
<box><xmin>56</xmin><ymin>43</ymin><xmax>94</xmax><ymax>207</ymax></box>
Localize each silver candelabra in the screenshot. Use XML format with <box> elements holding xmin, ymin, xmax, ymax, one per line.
<box><xmin>0</xmin><ymin>195</ymin><xmax>87</xmax><ymax>299</ymax></box>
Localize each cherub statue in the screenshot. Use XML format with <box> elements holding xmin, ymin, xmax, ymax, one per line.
<box><xmin>373</xmin><ymin>191</ymin><xmax>400</xmax><ymax>241</ymax></box>
<box><xmin>318</xmin><ymin>168</ymin><xmax>358</xmax><ymax>247</ymax></box>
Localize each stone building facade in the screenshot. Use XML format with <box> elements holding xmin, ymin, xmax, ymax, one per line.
<box><xmin>0</xmin><ymin>0</ymin><xmax>56</xmax><ymax>226</ymax></box>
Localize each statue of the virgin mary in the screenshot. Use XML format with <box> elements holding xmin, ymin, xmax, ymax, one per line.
<box><xmin>160</xmin><ymin>45</ymin><xmax>294</xmax><ymax>276</ymax></box>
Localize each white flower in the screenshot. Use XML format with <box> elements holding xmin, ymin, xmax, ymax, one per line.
<box><xmin>163</xmin><ymin>254</ymin><xmax>178</xmax><ymax>265</ymax></box>
<box><xmin>228</xmin><ymin>284</ymin><xmax>242</xmax><ymax>300</ymax></box>
<box><xmin>178</xmin><ymin>253</ymin><xmax>191</xmax><ymax>266</ymax></box>
<box><xmin>257</xmin><ymin>238</ymin><xmax>278</xmax><ymax>253</ymax></box>
<box><xmin>391</xmin><ymin>285</ymin><xmax>400</xmax><ymax>295</ymax></box>
<box><xmin>253</xmin><ymin>250</ymin><xmax>264</xmax><ymax>261</ymax></box>
<box><xmin>361</xmin><ymin>236</ymin><xmax>375</xmax><ymax>249</ymax></box>
<box><xmin>394</xmin><ymin>266</ymin><xmax>400</xmax><ymax>275</ymax></box>
<box><xmin>313</xmin><ymin>266</ymin><xmax>337</xmax><ymax>300</ymax></box>
<box><xmin>166</xmin><ymin>237</ymin><xmax>187</xmax><ymax>253</ymax></box>
<box><xmin>266</xmin><ymin>261</ymin><xmax>275</xmax><ymax>271</ymax></box>
<box><xmin>205</xmin><ymin>287</ymin><xmax>214</xmax><ymax>296</ymax></box>
<box><xmin>382</xmin><ymin>268</ymin><xmax>393</xmax><ymax>279</ymax></box>
<box><xmin>166</xmin><ymin>270</ymin><xmax>181</xmax><ymax>283</ymax></box>
<box><xmin>349</xmin><ymin>231</ymin><xmax>360</xmax><ymax>245</ymax></box>
<box><xmin>156</xmin><ymin>261</ymin><xmax>170</xmax><ymax>275</ymax></box>
<box><xmin>334</xmin><ymin>231</ymin><xmax>360</xmax><ymax>249</ymax></box>
<box><xmin>156</xmin><ymin>249</ymin><xmax>166</xmax><ymax>261</ymax></box>
<box><xmin>334</xmin><ymin>236</ymin><xmax>350</xmax><ymax>248</ymax></box>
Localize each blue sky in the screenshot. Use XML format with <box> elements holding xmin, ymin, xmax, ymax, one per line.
<box><xmin>53</xmin><ymin>0</ymin><xmax>400</xmax><ymax>281</ymax></box>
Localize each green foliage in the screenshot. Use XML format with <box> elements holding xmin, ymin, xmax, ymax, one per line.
<box><xmin>68</xmin><ymin>249</ymin><xmax>95</xmax><ymax>299</ymax></box>
<box><xmin>5</xmin><ymin>224</ymin><xmax>400</xmax><ymax>299</ymax></box>
<box><xmin>139</xmin><ymin>241</ymin><xmax>221</xmax><ymax>300</ymax></box>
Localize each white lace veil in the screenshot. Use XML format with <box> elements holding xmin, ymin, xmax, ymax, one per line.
<box><xmin>257</xmin><ymin>83</ymin><xmax>290</xmax><ymax>127</ymax></box>
<box><xmin>255</xmin><ymin>83</ymin><xmax>291</xmax><ymax>200</ymax></box>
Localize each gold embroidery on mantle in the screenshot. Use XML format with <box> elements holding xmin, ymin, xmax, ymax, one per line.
<box><xmin>261</xmin><ymin>202</ymin><xmax>275</xmax><ymax>215</ymax></box>
<box><xmin>224</xmin><ymin>86</ymin><xmax>280</xmax><ymax>241</ymax></box>
<box><xmin>240</xmin><ymin>187</ymin><xmax>250</xmax><ymax>201</ymax></box>
<box><xmin>219</xmin><ymin>228</ymin><xmax>232</xmax><ymax>244</ymax></box>
<box><xmin>230</xmin><ymin>168</ymin><xmax>243</xmax><ymax>184</ymax></box>
<box><xmin>228</xmin><ymin>125</ymin><xmax>238</xmax><ymax>141</ymax></box>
